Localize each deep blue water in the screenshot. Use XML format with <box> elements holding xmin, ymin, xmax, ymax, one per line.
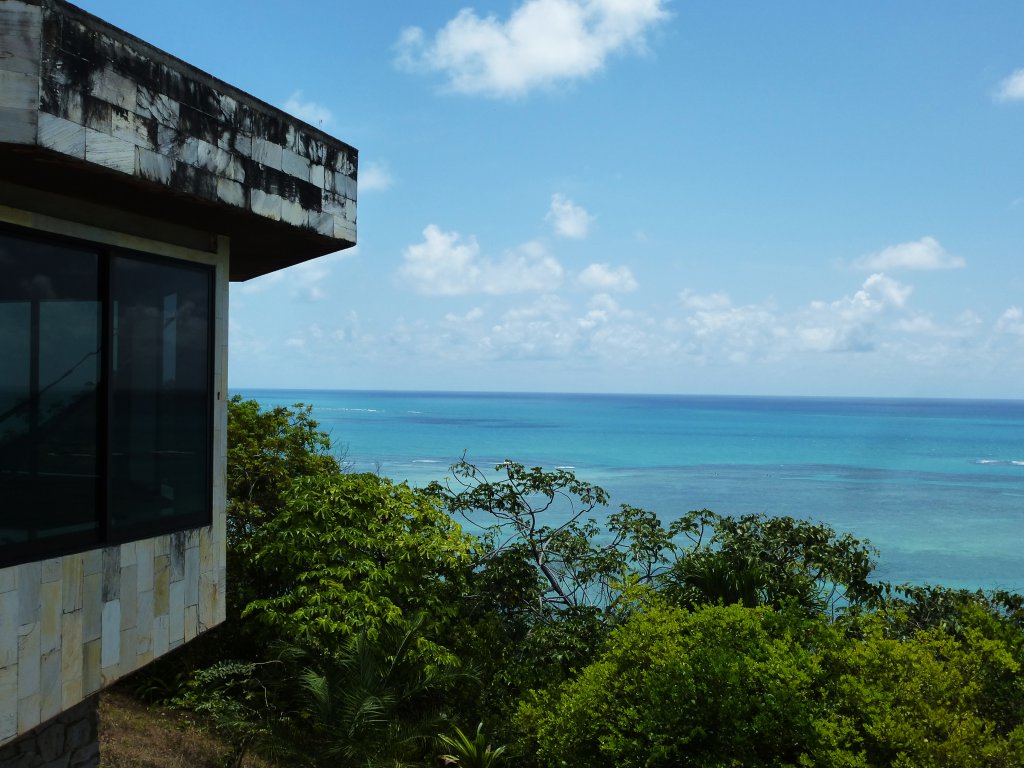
<box><xmin>236</xmin><ymin>389</ymin><xmax>1024</xmax><ymax>593</ymax></box>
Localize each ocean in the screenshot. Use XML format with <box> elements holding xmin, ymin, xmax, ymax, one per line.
<box><xmin>236</xmin><ymin>389</ymin><xmax>1024</xmax><ymax>594</ymax></box>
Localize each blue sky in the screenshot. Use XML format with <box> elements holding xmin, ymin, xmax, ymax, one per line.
<box><xmin>80</xmin><ymin>1</ymin><xmax>1024</xmax><ymax>398</ymax></box>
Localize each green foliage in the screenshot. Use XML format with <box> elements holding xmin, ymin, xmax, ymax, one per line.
<box><xmin>226</xmin><ymin>395</ymin><xmax>341</xmax><ymax>538</ymax></box>
<box><xmin>526</xmin><ymin>601</ymin><xmax>823</xmax><ymax>768</ymax></box>
<box><xmin>524</xmin><ymin>600</ymin><xmax>1024</xmax><ymax>768</ymax></box>
<box><xmin>662</xmin><ymin>509</ymin><xmax>881</xmax><ymax>617</ymax></box>
<box><xmin>432</xmin><ymin>460</ymin><xmax>680</xmax><ymax>733</ymax></box>
<box><xmin>226</xmin><ymin>396</ymin><xmax>343</xmax><ymax>637</ymax></box>
<box><xmin>240</xmin><ymin>471</ymin><xmax>473</xmax><ymax>661</ymax></box>
<box><xmin>812</xmin><ymin>612</ymin><xmax>1024</xmax><ymax>767</ymax></box>
<box><xmin>169</xmin><ymin>659</ymin><xmax>292</xmax><ymax>768</ymax></box>
<box><xmin>430</xmin><ymin>458</ymin><xmax>622</xmax><ymax>611</ymax></box>
<box><xmin>282</xmin><ymin>614</ymin><xmax>471</xmax><ymax>768</ymax></box>
<box><xmin>437</xmin><ymin>723</ymin><xmax>508</xmax><ymax>767</ymax></box>
<box><xmin>432</xmin><ymin>458</ymin><xmax>887</xmax><ymax>743</ymax></box>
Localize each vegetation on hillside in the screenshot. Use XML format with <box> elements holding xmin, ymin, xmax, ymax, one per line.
<box><xmin>125</xmin><ymin>397</ymin><xmax>1024</xmax><ymax>767</ymax></box>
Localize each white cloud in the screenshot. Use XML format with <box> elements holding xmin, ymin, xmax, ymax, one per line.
<box><xmin>395</xmin><ymin>0</ymin><xmax>670</xmax><ymax>98</ymax></box>
<box><xmin>994</xmin><ymin>69</ymin><xmax>1024</xmax><ymax>103</ymax></box>
<box><xmin>444</xmin><ymin>307</ymin><xmax>485</xmax><ymax>323</ymax></box>
<box><xmin>854</xmin><ymin>237</ymin><xmax>965</xmax><ymax>271</ymax></box>
<box><xmin>796</xmin><ymin>273</ymin><xmax>912</xmax><ymax>352</ymax></box>
<box><xmin>283</xmin><ymin>91</ymin><xmax>333</xmax><ymax>126</ymax></box>
<box><xmin>812</xmin><ymin>273</ymin><xmax>912</xmax><ymax>318</ymax></box>
<box><xmin>290</xmin><ymin>259</ymin><xmax>331</xmax><ymax>302</ymax></box>
<box><xmin>995</xmin><ymin>306</ymin><xmax>1024</xmax><ymax>335</ymax></box>
<box><xmin>360</xmin><ymin>162</ymin><xmax>394</xmax><ymax>192</ymax></box>
<box><xmin>399</xmin><ymin>226</ymin><xmax>482</xmax><ymax>295</ymax></box>
<box><xmin>399</xmin><ymin>225</ymin><xmax>563</xmax><ymax>295</ymax></box>
<box><xmin>857</xmin><ymin>272</ymin><xmax>913</xmax><ymax>309</ymax></box>
<box><xmin>547</xmin><ymin>194</ymin><xmax>594</xmax><ymax>238</ymax></box>
<box><xmin>680</xmin><ymin>289</ymin><xmax>732</xmax><ymax>311</ymax></box>
<box><xmin>956</xmin><ymin>310</ymin><xmax>982</xmax><ymax>329</ymax></box>
<box><xmin>578</xmin><ymin>263</ymin><xmax>637</xmax><ymax>292</ymax></box>
<box><xmin>681</xmin><ymin>300</ymin><xmax>783</xmax><ymax>363</ymax></box>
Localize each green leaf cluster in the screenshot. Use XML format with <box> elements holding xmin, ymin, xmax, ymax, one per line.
<box><xmin>523</xmin><ymin>600</ymin><xmax>1024</xmax><ymax>768</ymax></box>
<box><xmin>240</xmin><ymin>471</ymin><xmax>472</xmax><ymax>661</ymax></box>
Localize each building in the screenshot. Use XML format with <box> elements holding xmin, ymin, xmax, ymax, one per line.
<box><xmin>0</xmin><ymin>1</ymin><xmax>357</xmax><ymax>763</ymax></box>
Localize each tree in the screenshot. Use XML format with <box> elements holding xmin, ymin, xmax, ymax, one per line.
<box><xmin>430</xmin><ymin>459</ymin><xmax>680</xmax><ymax>733</ymax></box>
<box><xmin>524</xmin><ymin>600</ymin><xmax>1024</xmax><ymax>768</ymax></box>
<box><xmin>430</xmin><ymin>458</ymin><xmax>885</xmax><ymax>739</ymax></box>
<box><xmin>429</xmin><ymin>458</ymin><xmax>676</xmax><ymax>614</ymax></box>
<box><xmin>240</xmin><ymin>471</ymin><xmax>473</xmax><ymax>662</ymax></box>
<box><xmin>661</xmin><ymin>509</ymin><xmax>881</xmax><ymax>617</ymax></box>
<box><xmin>813</xmin><ymin>612</ymin><xmax>1024</xmax><ymax>767</ymax></box>
<box><xmin>524</xmin><ymin>601</ymin><xmax>824</xmax><ymax>768</ymax></box>
<box><xmin>226</xmin><ymin>396</ymin><xmax>343</xmax><ymax>631</ymax></box>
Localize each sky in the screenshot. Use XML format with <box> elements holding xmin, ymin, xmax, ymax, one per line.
<box><xmin>78</xmin><ymin>1</ymin><xmax>1024</xmax><ymax>398</ymax></box>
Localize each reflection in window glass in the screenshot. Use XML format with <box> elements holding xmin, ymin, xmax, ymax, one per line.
<box><xmin>110</xmin><ymin>256</ymin><xmax>211</xmax><ymax>535</ymax></box>
<box><xmin>0</xmin><ymin>229</ymin><xmax>214</xmax><ymax>565</ymax></box>
<box><xmin>0</xmin><ymin>234</ymin><xmax>100</xmax><ymax>551</ymax></box>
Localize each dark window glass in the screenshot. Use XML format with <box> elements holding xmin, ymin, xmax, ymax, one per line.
<box><xmin>109</xmin><ymin>256</ymin><xmax>212</xmax><ymax>535</ymax></box>
<box><xmin>0</xmin><ymin>234</ymin><xmax>101</xmax><ymax>554</ymax></box>
<box><xmin>0</xmin><ymin>228</ymin><xmax>213</xmax><ymax>565</ymax></box>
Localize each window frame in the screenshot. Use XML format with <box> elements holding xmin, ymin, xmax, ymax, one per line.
<box><xmin>0</xmin><ymin>223</ymin><xmax>215</xmax><ymax>567</ymax></box>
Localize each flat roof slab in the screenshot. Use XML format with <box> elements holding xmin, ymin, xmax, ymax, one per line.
<box><xmin>0</xmin><ymin>0</ymin><xmax>357</xmax><ymax>280</ymax></box>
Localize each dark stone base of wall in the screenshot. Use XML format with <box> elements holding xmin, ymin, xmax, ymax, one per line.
<box><xmin>0</xmin><ymin>697</ymin><xmax>99</xmax><ymax>768</ymax></box>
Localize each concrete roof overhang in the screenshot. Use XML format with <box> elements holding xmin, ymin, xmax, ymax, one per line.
<box><xmin>0</xmin><ymin>0</ymin><xmax>357</xmax><ymax>281</ymax></box>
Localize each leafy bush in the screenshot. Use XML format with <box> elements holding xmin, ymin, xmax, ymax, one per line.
<box><xmin>525</xmin><ymin>601</ymin><xmax>823</xmax><ymax>768</ymax></box>
<box><xmin>240</xmin><ymin>471</ymin><xmax>473</xmax><ymax>662</ymax></box>
<box><xmin>525</xmin><ymin>600</ymin><xmax>1024</xmax><ymax>768</ymax></box>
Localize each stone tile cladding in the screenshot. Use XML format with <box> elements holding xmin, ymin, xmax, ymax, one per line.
<box><xmin>0</xmin><ymin>691</ymin><xmax>99</xmax><ymax>768</ymax></box>
<box><xmin>0</xmin><ymin>529</ymin><xmax>226</xmax><ymax>747</ymax></box>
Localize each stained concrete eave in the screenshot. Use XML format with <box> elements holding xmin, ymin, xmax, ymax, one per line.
<box><xmin>0</xmin><ymin>0</ymin><xmax>358</xmax><ymax>281</ymax></box>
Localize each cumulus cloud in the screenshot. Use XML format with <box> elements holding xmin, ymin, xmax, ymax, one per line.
<box><xmin>289</xmin><ymin>259</ymin><xmax>332</xmax><ymax>302</ymax></box>
<box><xmin>395</xmin><ymin>0</ymin><xmax>670</xmax><ymax>98</ymax></box>
<box><xmin>994</xmin><ymin>69</ymin><xmax>1024</xmax><ymax>103</ymax></box>
<box><xmin>995</xmin><ymin>306</ymin><xmax>1024</xmax><ymax>335</ymax></box>
<box><xmin>680</xmin><ymin>289</ymin><xmax>732</xmax><ymax>311</ymax></box>
<box><xmin>578</xmin><ymin>263</ymin><xmax>637</xmax><ymax>292</ymax></box>
<box><xmin>797</xmin><ymin>273</ymin><xmax>912</xmax><ymax>352</ymax></box>
<box><xmin>399</xmin><ymin>226</ymin><xmax>481</xmax><ymax>295</ymax></box>
<box><xmin>444</xmin><ymin>307</ymin><xmax>485</xmax><ymax>323</ymax></box>
<box><xmin>360</xmin><ymin>161</ymin><xmax>394</xmax><ymax>192</ymax></box>
<box><xmin>812</xmin><ymin>273</ymin><xmax>912</xmax><ymax>317</ymax></box>
<box><xmin>547</xmin><ymin>194</ymin><xmax>594</xmax><ymax>238</ymax></box>
<box><xmin>854</xmin><ymin>237</ymin><xmax>965</xmax><ymax>271</ymax></box>
<box><xmin>283</xmin><ymin>91</ymin><xmax>333</xmax><ymax>126</ymax></box>
<box><xmin>399</xmin><ymin>225</ymin><xmax>563</xmax><ymax>295</ymax></box>
<box><xmin>680</xmin><ymin>298</ymin><xmax>783</xmax><ymax>364</ymax></box>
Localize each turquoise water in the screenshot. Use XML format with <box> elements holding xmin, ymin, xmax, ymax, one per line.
<box><xmin>237</xmin><ymin>390</ymin><xmax>1024</xmax><ymax>593</ymax></box>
